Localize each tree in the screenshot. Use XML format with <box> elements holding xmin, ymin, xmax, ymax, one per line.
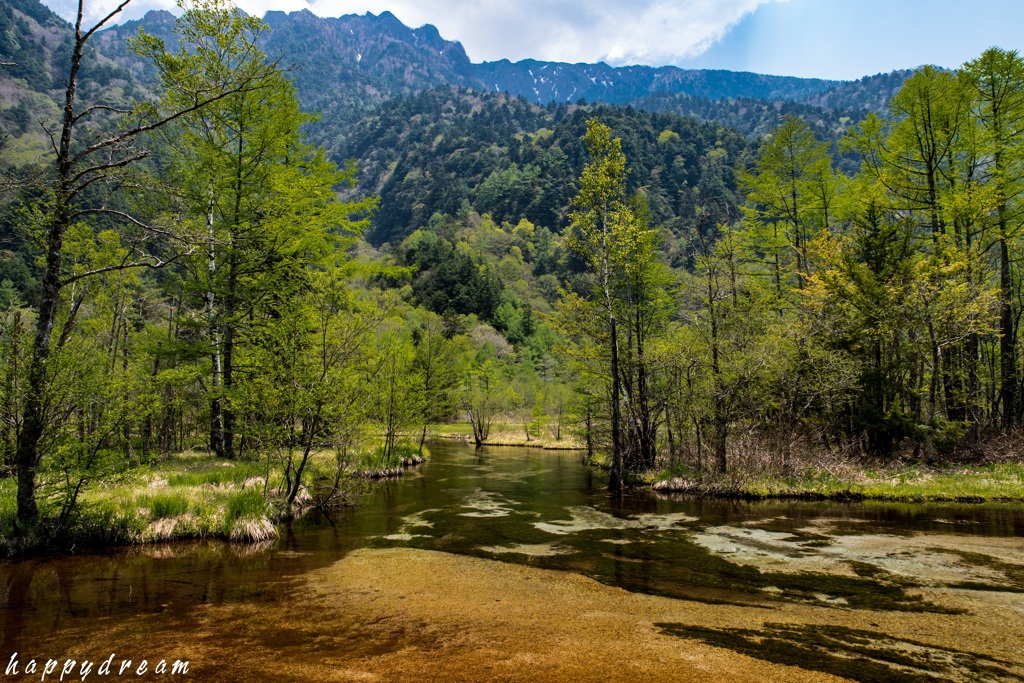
<box><xmin>962</xmin><ymin>48</ymin><xmax>1024</xmax><ymax>428</ymax></box>
<box><xmin>411</xmin><ymin>311</ymin><xmax>462</xmax><ymax>454</ymax></box>
<box><xmin>369</xmin><ymin>325</ymin><xmax>420</xmax><ymax>466</ymax></box>
<box><xmin>565</xmin><ymin>119</ymin><xmax>628</xmax><ymax>490</ymax></box>
<box><xmin>139</xmin><ymin>2</ymin><xmax>374</xmax><ymax>458</ymax></box>
<box><xmin>14</xmin><ymin>0</ymin><xmax>275</xmax><ymax>524</ymax></box>
<box><xmin>563</xmin><ymin>118</ymin><xmax>660</xmax><ymax>490</ymax></box>
<box><xmin>740</xmin><ymin>115</ymin><xmax>836</xmax><ymax>294</ymax></box>
<box><xmin>804</xmin><ymin>188</ymin><xmax>920</xmax><ymax>457</ymax></box>
<box><xmin>462</xmin><ymin>358</ymin><xmax>502</xmax><ymax>447</ymax></box>
<box><xmin>686</xmin><ymin>222</ymin><xmax>780</xmax><ymax>473</ymax></box>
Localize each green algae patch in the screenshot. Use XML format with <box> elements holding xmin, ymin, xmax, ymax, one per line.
<box><xmin>656</xmin><ymin>622</ymin><xmax>1022</xmax><ymax>683</ymax></box>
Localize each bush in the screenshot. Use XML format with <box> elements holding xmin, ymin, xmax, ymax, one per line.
<box><xmin>929</xmin><ymin>419</ymin><xmax>968</xmax><ymax>456</ymax></box>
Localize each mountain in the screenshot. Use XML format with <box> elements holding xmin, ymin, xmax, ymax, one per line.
<box><xmin>0</xmin><ymin>0</ymin><xmax>923</xmax><ymax>301</ymax></box>
<box><xmin>0</xmin><ymin>0</ymin><xmax>137</xmax><ymax>165</ymax></box>
<box><xmin>89</xmin><ymin>6</ymin><xmax>907</xmax><ymax>131</ymax></box>
<box><xmin>473</xmin><ymin>59</ymin><xmax>841</xmax><ymax>105</ymax></box>
<box><xmin>337</xmin><ymin>87</ymin><xmax>754</xmax><ymax>248</ymax></box>
<box><xmin>3</xmin><ymin>0</ymin><xmax>910</xmax><ymax>154</ymax></box>
<box><xmin>0</xmin><ymin>0</ymin><xmax>919</xmax><ymax>249</ymax></box>
<box><xmin>802</xmin><ymin>69</ymin><xmax>916</xmax><ymax>113</ymax></box>
<box><xmin>0</xmin><ymin>0</ymin><xmax>66</xmax><ymax>92</ymax></box>
<box><xmin>93</xmin><ymin>7</ymin><xmax>481</xmax><ymax>134</ymax></box>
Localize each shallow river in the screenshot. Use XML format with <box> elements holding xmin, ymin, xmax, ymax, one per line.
<box><xmin>2</xmin><ymin>442</ymin><xmax>1024</xmax><ymax>682</ymax></box>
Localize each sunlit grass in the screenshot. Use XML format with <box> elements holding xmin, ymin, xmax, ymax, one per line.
<box><xmin>434</xmin><ymin>422</ymin><xmax>475</xmax><ymax>436</ymax></box>
<box><xmin>653</xmin><ymin>461</ymin><xmax>1024</xmax><ymax>502</ymax></box>
<box><xmin>0</xmin><ymin>451</ymin><xmax>281</xmax><ymax>554</ymax></box>
<box><xmin>435</xmin><ymin>421</ymin><xmax>584</xmax><ymax>449</ymax></box>
<box><xmin>0</xmin><ymin>439</ymin><xmax>431</xmax><ymax>556</ymax></box>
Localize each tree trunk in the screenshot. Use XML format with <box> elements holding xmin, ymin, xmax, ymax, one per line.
<box><xmin>206</xmin><ymin>190</ymin><xmax>225</xmax><ymax>458</ymax></box>
<box><xmin>14</xmin><ymin>18</ymin><xmax>87</xmax><ymax>524</ymax></box>
<box><xmin>634</xmin><ymin>306</ymin><xmax>655</xmax><ymax>470</ymax></box>
<box><xmin>608</xmin><ymin>315</ymin><xmax>623</xmax><ymax>492</ymax></box>
<box><xmin>1000</xmin><ymin>233</ymin><xmax>1017</xmax><ymax>429</ymax></box>
<box><xmin>714</xmin><ymin>410</ymin><xmax>728</xmax><ymax>475</ymax></box>
<box><xmin>666</xmin><ymin>405</ymin><xmax>676</xmax><ymax>466</ymax></box>
<box><xmin>585</xmin><ymin>407</ymin><xmax>593</xmax><ymax>458</ymax></box>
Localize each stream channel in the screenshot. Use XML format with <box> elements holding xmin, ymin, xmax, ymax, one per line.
<box><xmin>2</xmin><ymin>441</ymin><xmax>1024</xmax><ymax>682</ymax></box>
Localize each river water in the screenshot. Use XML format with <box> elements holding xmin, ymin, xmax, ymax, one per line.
<box><xmin>2</xmin><ymin>441</ymin><xmax>1024</xmax><ymax>682</ymax></box>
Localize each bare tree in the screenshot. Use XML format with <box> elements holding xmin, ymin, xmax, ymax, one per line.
<box><xmin>14</xmin><ymin>0</ymin><xmax>274</xmax><ymax>524</ymax></box>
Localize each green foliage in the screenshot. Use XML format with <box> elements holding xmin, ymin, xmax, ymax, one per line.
<box><xmin>167</xmin><ymin>465</ymin><xmax>252</xmax><ymax>487</ymax></box>
<box><xmin>142</xmin><ymin>493</ymin><xmax>190</xmax><ymax>519</ymax></box>
<box><xmin>399</xmin><ymin>227</ymin><xmax>504</xmax><ymax>319</ymax></box>
<box><xmin>341</xmin><ymin>88</ymin><xmax>753</xmax><ymax>245</ymax></box>
<box><xmin>225</xmin><ymin>489</ymin><xmax>265</xmax><ymax>523</ymax></box>
<box><xmin>6</xmin><ymin>9</ymin><xmax>1024</xmax><ymax>542</ymax></box>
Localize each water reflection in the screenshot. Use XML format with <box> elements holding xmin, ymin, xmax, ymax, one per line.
<box><xmin>2</xmin><ymin>441</ymin><xmax>1023</xmax><ymax>653</ymax></box>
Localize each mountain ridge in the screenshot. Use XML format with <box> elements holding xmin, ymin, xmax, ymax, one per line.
<box><xmin>3</xmin><ymin>0</ymin><xmax>912</xmax><ymax>132</ymax></box>
<box><xmin>1</xmin><ymin>0</ymin><xmax>913</xmax><ymax>173</ymax></box>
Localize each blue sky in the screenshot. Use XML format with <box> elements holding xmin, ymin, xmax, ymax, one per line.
<box><xmin>46</xmin><ymin>0</ymin><xmax>1024</xmax><ymax>81</ymax></box>
<box><xmin>679</xmin><ymin>0</ymin><xmax>1024</xmax><ymax>79</ymax></box>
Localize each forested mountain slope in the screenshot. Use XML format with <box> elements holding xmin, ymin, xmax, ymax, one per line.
<box><xmin>339</xmin><ymin>87</ymin><xmax>754</xmax><ymax>247</ymax></box>
<box><xmin>0</xmin><ymin>0</ymin><xmax>135</xmax><ymax>163</ymax></box>
<box><xmin>628</xmin><ymin>93</ymin><xmax>863</xmax><ymax>141</ymax></box>
<box><xmin>473</xmin><ymin>59</ymin><xmax>839</xmax><ymax>105</ymax></box>
<box><xmin>2</xmin><ymin>0</ymin><xmax>912</xmax><ymax>162</ymax></box>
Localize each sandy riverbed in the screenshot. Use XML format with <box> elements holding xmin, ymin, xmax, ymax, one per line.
<box><xmin>39</xmin><ymin>544</ymin><xmax>1020</xmax><ymax>682</ymax></box>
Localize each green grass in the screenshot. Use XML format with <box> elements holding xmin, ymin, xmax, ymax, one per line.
<box><xmin>433</xmin><ymin>422</ymin><xmax>475</xmax><ymax>436</ymax></box>
<box><xmin>139</xmin><ymin>493</ymin><xmax>190</xmax><ymax>519</ymax></box>
<box><xmin>349</xmin><ymin>443</ymin><xmax>430</xmax><ymax>472</ymax></box>
<box><xmin>0</xmin><ymin>450</ymin><xmax>282</xmax><ymax>555</ymax></box>
<box><xmin>652</xmin><ymin>461</ymin><xmax>1024</xmax><ymax>502</ymax></box>
<box><xmin>167</xmin><ymin>464</ymin><xmax>255</xmax><ymax>487</ymax></box>
<box><xmin>0</xmin><ymin>442</ymin><xmax>426</xmax><ymax>556</ymax></box>
<box><xmin>435</xmin><ymin>421</ymin><xmax>585</xmax><ymax>450</ymax></box>
<box><xmin>226</xmin><ymin>489</ymin><xmax>266</xmax><ymax>522</ymax></box>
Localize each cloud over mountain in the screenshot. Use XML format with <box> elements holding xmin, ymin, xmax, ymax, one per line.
<box><xmin>46</xmin><ymin>0</ymin><xmax>785</xmax><ymax>66</ymax></box>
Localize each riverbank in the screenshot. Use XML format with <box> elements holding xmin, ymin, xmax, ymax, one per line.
<box><xmin>433</xmin><ymin>422</ymin><xmax>585</xmax><ymax>450</ymax></box>
<box><xmin>650</xmin><ymin>461</ymin><xmax>1024</xmax><ymax>503</ymax></box>
<box><xmin>437</xmin><ymin>421</ymin><xmax>1024</xmax><ymax>502</ymax></box>
<box><xmin>0</xmin><ymin>447</ymin><xmax>426</xmax><ymax>557</ymax></box>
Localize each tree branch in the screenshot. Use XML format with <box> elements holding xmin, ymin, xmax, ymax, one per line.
<box><xmin>70</xmin><ymin>71</ymin><xmax>277</xmax><ymax>169</ymax></box>
<box><xmin>40</xmin><ymin>122</ymin><xmax>59</xmax><ymax>156</ymax></box>
<box><xmin>69</xmin><ymin>150</ymin><xmax>149</xmax><ymax>190</ymax></box>
<box><xmin>80</xmin><ymin>0</ymin><xmax>132</xmax><ymax>44</ymax></box>
<box><xmin>73</xmin><ymin>103</ymin><xmax>134</xmax><ymax>124</ymax></box>
<box><xmin>59</xmin><ymin>248</ymin><xmax>193</xmax><ymax>288</ymax></box>
<box><xmin>70</xmin><ymin>208</ymin><xmax>193</xmax><ymax>244</ymax></box>
<box><xmin>55</xmin><ymin>284</ymin><xmax>89</xmax><ymax>351</ymax></box>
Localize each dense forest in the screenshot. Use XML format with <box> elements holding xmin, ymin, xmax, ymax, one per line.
<box><xmin>1</xmin><ymin>0</ymin><xmax>1023</xmax><ymax>552</ymax></box>
<box><xmin>338</xmin><ymin>87</ymin><xmax>753</xmax><ymax>245</ymax></box>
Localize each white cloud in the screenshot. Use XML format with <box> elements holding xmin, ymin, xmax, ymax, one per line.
<box><xmin>303</xmin><ymin>0</ymin><xmax>788</xmax><ymax>65</ymax></box>
<box><xmin>47</xmin><ymin>0</ymin><xmax>785</xmax><ymax>67</ymax></box>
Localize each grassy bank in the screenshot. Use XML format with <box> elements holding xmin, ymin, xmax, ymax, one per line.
<box><xmin>0</xmin><ymin>445</ymin><xmax>427</xmax><ymax>557</ymax></box>
<box><xmin>649</xmin><ymin>461</ymin><xmax>1024</xmax><ymax>502</ymax></box>
<box><xmin>433</xmin><ymin>422</ymin><xmax>585</xmax><ymax>450</ymax></box>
